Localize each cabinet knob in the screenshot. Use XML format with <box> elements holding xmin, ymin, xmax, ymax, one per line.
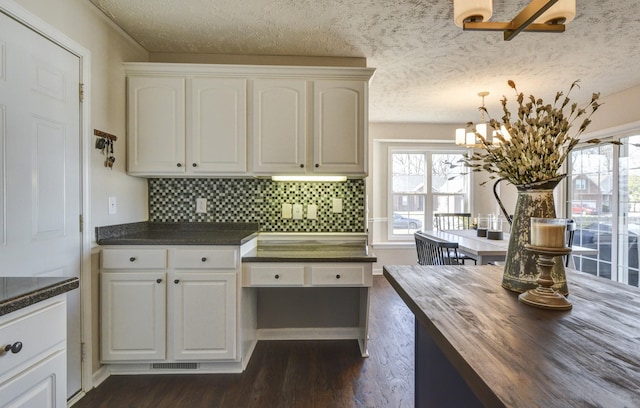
<box><xmin>129</xmin><ymin>257</ymin><xmax>136</xmax><ymax>262</ymax></box>
<box><xmin>177</xmin><ymin>163</ymin><xmax>182</xmax><ymax>167</ymax></box>
<box><xmin>274</xmin><ymin>274</ymin><xmax>280</xmax><ymax>279</ymax></box>
<box><xmin>192</xmin><ymin>163</ymin><xmax>197</xmax><ymax>167</ymax></box>
<box><xmin>201</xmin><ymin>257</ymin><xmax>207</xmax><ymax>262</ymax></box>
<box><xmin>315</xmin><ymin>163</ymin><xmax>320</xmax><ymax>168</ymax></box>
<box><xmin>156</xmin><ymin>278</ymin><xmax>162</xmax><ymax>284</ymax></box>
<box><xmin>299</xmin><ymin>164</ymin><xmax>304</xmax><ymax>168</ymax></box>
<box><xmin>3</xmin><ymin>342</ymin><xmax>23</xmax><ymax>354</ymax></box>
<box><xmin>336</xmin><ymin>274</ymin><xmax>341</xmax><ymax>279</ymax></box>
<box><xmin>174</xmin><ymin>279</ymin><xmax>180</xmax><ymax>284</ymax></box>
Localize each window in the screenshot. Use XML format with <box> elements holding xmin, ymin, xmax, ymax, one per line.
<box><xmin>569</xmin><ymin>133</ymin><xmax>640</xmax><ymax>287</ymax></box>
<box><xmin>389</xmin><ymin>149</ymin><xmax>470</xmax><ymax>238</ymax></box>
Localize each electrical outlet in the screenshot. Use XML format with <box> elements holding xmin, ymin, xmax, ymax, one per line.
<box><xmin>108</xmin><ymin>196</ymin><xmax>117</xmax><ymax>215</ymax></box>
<box><xmin>196</xmin><ymin>198</ymin><xmax>207</xmax><ymax>213</ymax></box>
<box><xmin>332</xmin><ymin>198</ymin><xmax>343</xmax><ymax>213</ymax></box>
<box><xmin>307</xmin><ymin>204</ymin><xmax>318</xmax><ymax>219</ymax></box>
<box><xmin>282</xmin><ymin>203</ymin><xmax>293</xmax><ymax>219</ymax></box>
<box><xmin>293</xmin><ymin>204</ymin><xmax>303</xmax><ymax>219</ymax></box>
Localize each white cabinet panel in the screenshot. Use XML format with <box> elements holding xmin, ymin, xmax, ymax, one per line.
<box><xmin>168</xmin><ymin>272</ymin><xmax>236</xmax><ymax>360</ymax></box>
<box><xmin>0</xmin><ymin>296</ymin><xmax>67</xmax><ymax>408</ymax></box>
<box><xmin>252</xmin><ymin>79</ymin><xmax>307</xmax><ymax>174</ymax></box>
<box><xmin>188</xmin><ymin>78</ymin><xmax>247</xmax><ymax>173</ymax></box>
<box><xmin>127</xmin><ymin>76</ymin><xmax>186</xmax><ymax>175</ymax></box>
<box><xmin>100</xmin><ymin>272</ymin><xmax>166</xmax><ymax>361</ymax></box>
<box><xmin>313</xmin><ymin>80</ymin><xmax>367</xmax><ymax>176</ymax></box>
<box><xmin>244</xmin><ymin>265</ymin><xmax>305</xmax><ymax>286</ymax></box>
<box><xmin>101</xmin><ymin>248</ymin><xmax>167</xmax><ymax>270</ymax></box>
<box><xmin>172</xmin><ymin>248</ymin><xmax>237</xmax><ymax>269</ymax></box>
<box><xmin>310</xmin><ymin>264</ymin><xmax>367</xmax><ymax>286</ymax></box>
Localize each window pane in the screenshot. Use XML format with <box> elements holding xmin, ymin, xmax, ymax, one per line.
<box><xmin>618</xmin><ymin>134</ymin><xmax>640</xmax><ymax>287</ymax></box>
<box><xmin>392</xmin><ymin>153</ymin><xmax>425</xmax><ymax>193</ymax></box>
<box><xmin>570</xmin><ymin>144</ymin><xmax>614</xmax><ymax>281</ymax></box>
<box><xmin>392</xmin><ymin>195</ymin><xmax>425</xmax><ymax>234</ymax></box>
<box><xmin>432</xmin><ymin>154</ymin><xmax>466</xmax><ymax>193</ymax></box>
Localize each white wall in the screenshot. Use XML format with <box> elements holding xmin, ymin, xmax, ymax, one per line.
<box><xmin>15</xmin><ymin>0</ymin><xmax>150</xmax><ymax>237</ymax></box>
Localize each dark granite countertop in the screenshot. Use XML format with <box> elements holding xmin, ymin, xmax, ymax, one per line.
<box><xmin>96</xmin><ymin>222</ymin><xmax>259</xmax><ymax>246</ymax></box>
<box><xmin>242</xmin><ymin>241</ymin><xmax>377</xmax><ymax>263</ymax></box>
<box><xmin>0</xmin><ymin>277</ymin><xmax>79</xmax><ymax>317</ymax></box>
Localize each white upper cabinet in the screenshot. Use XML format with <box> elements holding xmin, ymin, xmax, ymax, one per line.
<box><xmin>252</xmin><ymin>79</ymin><xmax>307</xmax><ymax>174</ymax></box>
<box><xmin>313</xmin><ymin>80</ymin><xmax>366</xmax><ymax>175</ymax></box>
<box><xmin>124</xmin><ymin>63</ymin><xmax>375</xmax><ymax>178</ymax></box>
<box><xmin>127</xmin><ymin>76</ymin><xmax>186</xmax><ymax>175</ymax></box>
<box><xmin>188</xmin><ymin>78</ymin><xmax>247</xmax><ymax>173</ymax></box>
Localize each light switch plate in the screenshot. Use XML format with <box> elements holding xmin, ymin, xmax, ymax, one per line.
<box><xmin>293</xmin><ymin>204</ymin><xmax>303</xmax><ymax>219</ymax></box>
<box><xmin>108</xmin><ymin>196</ymin><xmax>117</xmax><ymax>215</ymax></box>
<box><xmin>332</xmin><ymin>198</ymin><xmax>343</xmax><ymax>213</ymax></box>
<box><xmin>307</xmin><ymin>204</ymin><xmax>318</xmax><ymax>219</ymax></box>
<box><xmin>282</xmin><ymin>203</ymin><xmax>293</xmax><ymax>219</ymax></box>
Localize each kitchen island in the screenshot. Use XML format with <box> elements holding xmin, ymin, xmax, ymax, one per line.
<box><xmin>383</xmin><ymin>264</ymin><xmax>640</xmax><ymax>408</ymax></box>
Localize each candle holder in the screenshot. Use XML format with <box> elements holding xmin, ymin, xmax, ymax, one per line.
<box><xmin>518</xmin><ymin>244</ymin><xmax>572</xmax><ymax>310</ymax></box>
<box><xmin>518</xmin><ymin>218</ymin><xmax>572</xmax><ymax>310</ymax></box>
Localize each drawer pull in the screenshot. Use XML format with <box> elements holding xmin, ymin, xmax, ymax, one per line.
<box><xmin>156</xmin><ymin>278</ymin><xmax>162</xmax><ymax>284</ymax></box>
<box><xmin>336</xmin><ymin>274</ymin><xmax>341</xmax><ymax>279</ymax></box>
<box><xmin>177</xmin><ymin>163</ymin><xmax>182</xmax><ymax>167</ymax></box>
<box><xmin>192</xmin><ymin>163</ymin><xmax>197</xmax><ymax>167</ymax></box>
<box><xmin>3</xmin><ymin>341</ymin><xmax>23</xmax><ymax>354</ymax></box>
<box><xmin>299</xmin><ymin>164</ymin><xmax>304</xmax><ymax>168</ymax></box>
<box><xmin>201</xmin><ymin>257</ymin><xmax>207</xmax><ymax>262</ymax></box>
<box><xmin>129</xmin><ymin>257</ymin><xmax>136</xmax><ymax>262</ymax></box>
<box><xmin>174</xmin><ymin>279</ymin><xmax>180</xmax><ymax>284</ymax></box>
<box><xmin>274</xmin><ymin>274</ymin><xmax>280</xmax><ymax>279</ymax></box>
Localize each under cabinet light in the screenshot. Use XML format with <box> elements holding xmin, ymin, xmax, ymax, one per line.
<box><xmin>271</xmin><ymin>175</ymin><xmax>347</xmax><ymax>182</ymax></box>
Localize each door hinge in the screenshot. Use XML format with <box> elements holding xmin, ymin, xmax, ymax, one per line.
<box><xmin>81</xmin><ymin>342</ymin><xmax>86</xmax><ymax>362</ymax></box>
<box><xmin>79</xmin><ymin>83</ymin><xmax>84</xmax><ymax>103</ymax></box>
<box><xmin>79</xmin><ymin>214</ymin><xmax>84</xmax><ymax>233</ymax></box>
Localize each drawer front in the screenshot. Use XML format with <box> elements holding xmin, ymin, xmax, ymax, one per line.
<box><xmin>311</xmin><ymin>265</ymin><xmax>366</xmax><ymax>286</ymax></box>
<box><xmin>0</xmin><ymin>298</ymin><xmax>65</xmax><ymax>377</ymax></box>
<box><xmin>102</xmin><ymin>248</ymin><xmax>167</xmax><ymax>269</ymax></box>
<box><xmin>244</xmin><ymin>265</ymin><xmax>304</xmax><ymax>286</ymax></box>
<box><xmin>173</xmin><ymin>248</ymin><xmax>237</xmax><ymax>269</ymax></box>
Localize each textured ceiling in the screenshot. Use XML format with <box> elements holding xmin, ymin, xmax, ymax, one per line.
<box><xmin>90</xmin><ymin>0</ymin><xmax>640</xmax><ymax>124</ymax></box>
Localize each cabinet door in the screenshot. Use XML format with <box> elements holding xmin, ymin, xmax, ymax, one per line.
<box><xmin>100</xmin><ymin>272</ymin><xmax>166</xmax><ymax>362</ymax></box>
<box><xmin>0</xmin><ymin>350</ymin><xmax>65</xmax><ymax>408</ymax></box>
<box><xmin>252</xmin><ymin>79</ymin><xmax>307</xmax><ymax>174</ymax></box>
<box><xmin>313</xmin><ymin>80</ymin><xmax>367</xmax><ymax>175</ymax></box>
<box><xmin>188</xmin><ymin>78</ymin><xmax>247</xmax><ymax>174</ymax></box>
<box><xmin>168</xmin><ymin>272</ymin><xmax>237</xmax><ymax>360</ymax></box>
<box><xmin>127</xmin><ymin>76</ymin><xmax>186</xmax><ymax>174</ymax></box>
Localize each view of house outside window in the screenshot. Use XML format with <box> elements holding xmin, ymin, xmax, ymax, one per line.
<box><xmin>569</xmin><ymin>134</ymin><xmax>640</xmax><ymax>287</ymax></box>
<box><xmin>390</xmin><ymin>150</ymin><xmax>469</xmax><ymax>237</ymax></box>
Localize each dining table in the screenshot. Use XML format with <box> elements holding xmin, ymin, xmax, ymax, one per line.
<box><xmin>419</xmin><ymin>229</ymin><xmax>598</xmax><ymax>265</ymax></box>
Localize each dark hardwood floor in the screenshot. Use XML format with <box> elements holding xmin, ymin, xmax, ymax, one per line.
<box><xmin>73</xmin><ymin>276</ymin><xmax>414</xmax><ymax>408</ymax></box>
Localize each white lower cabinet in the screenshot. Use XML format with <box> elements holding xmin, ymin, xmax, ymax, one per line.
<box><xmin>0</xmin><ymin>297</ymin><xmax>67</xmax><ymax>408</ymax></box>
<box><xmin>168</xmin><ymin>271</ymin><xmax>236</xmax><ymax>360</ymax></box>
<box><xmin>100</xmin><ymin>247</ymin><xmax>239</xmax><ymax>364</ymax></box>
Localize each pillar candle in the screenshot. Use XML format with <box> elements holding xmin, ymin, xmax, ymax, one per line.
<box><xmin>531</xmin><ymin>223</ymin><xmax>566</xmax><ymax>248</ymax></box>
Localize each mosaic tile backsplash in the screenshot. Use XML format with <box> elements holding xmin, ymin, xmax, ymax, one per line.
<box><xmin>148</xmin><ymin>178</ymin><xmax>366</xmax><ymax>233</ymax></box>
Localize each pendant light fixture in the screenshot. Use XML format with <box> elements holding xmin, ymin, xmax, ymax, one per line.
<box><xmin>455</xmin><ymin>92</ymin><xmax>491</xmax><ymax>148</ymax></box>
<box><xmin>453</xmin><ymin>0</ymin><xmax>576</xmax><ymax>41</ymax></box>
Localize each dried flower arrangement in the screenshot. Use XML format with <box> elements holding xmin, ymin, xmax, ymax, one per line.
<box><xmin>464</xmin><ymin>80</ymin><xmax>618</xmax><ymax>186</ymax></box>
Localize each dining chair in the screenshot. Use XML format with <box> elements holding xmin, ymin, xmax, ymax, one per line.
<box><xmin>433</xmin><ymin>213</ymin><xmax>477</xmax><ymax>265</ymax></box>
<box><xmin>414</xmin><ymin>231</ymin><xmax>462</xmax><ymax>265</ymax></box>
<box><xmin>566</xmin><ymin>219</ymin><xmax>576</xmax><ymax>267</ymax></box>
<box><xmin>434</xmin><ymin>213</ymin><xmax>472</xmax><ymax>230</ymax></box>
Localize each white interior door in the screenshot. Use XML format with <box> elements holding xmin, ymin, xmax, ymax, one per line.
<box><xmin>0</xmin><ymin>11</ymin><xmax>82</xmax><ymax>399</ymax></box>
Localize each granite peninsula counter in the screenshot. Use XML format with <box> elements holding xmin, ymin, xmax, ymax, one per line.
<box><xmin>0</xmin><ymin>276</ymin><xmax>79</xmax><ymax>316</ymax></box>
<box><xmin>383</xmin><ymin>264</ymin><xmax>640</xmax><ymax>408</ymax></box>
